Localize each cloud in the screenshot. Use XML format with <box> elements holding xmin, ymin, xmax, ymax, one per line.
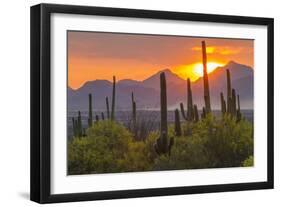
<box><xmin>192</xmin><ymin>46</ymin><xmax>242</xmax><ymax>55</ymax></box>
<box><xmin>192</xmin><ymin>46</ymin><xmax>215</xmax><ymax>54</ymax></box>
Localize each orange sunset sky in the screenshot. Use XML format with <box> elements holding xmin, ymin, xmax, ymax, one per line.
<box><xmin>68</xmin><ymin>31</ymin><xmax>253</xmax><ymax>89</ymax></box>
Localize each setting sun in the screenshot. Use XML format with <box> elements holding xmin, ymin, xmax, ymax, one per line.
<box><xmin>193</xmin><ymin>62</ymin><xmax>224</xmax><ymax>77</ymax></box>
<box><xmin>175</xmin><ymin>62</ymin><xmax>224</xmax><ymax>81</ymax></box>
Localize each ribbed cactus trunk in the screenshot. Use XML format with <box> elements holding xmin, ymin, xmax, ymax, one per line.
<box><xmin>88</xmin><ymin>93</ymin><xmax>93</xmax><ymax>127</ymax></box>
<box><xmin>111</xmin><ymin>76</ymin><xmax>116</xmax><ymax>121</ymax></box>
<box><xmin>131</xmin><ymin>92</ymin><xmax>137</xmax><ymax>133</ymax></box>
<box><xmin>202</xmin><ymin>41</ymin><xmax>211</xmax><ymax>114</ymax></box>
<box><xmin>231</xmin><ymin>89</ymin><xmax>237</xmax><ymax>116</ymax></box>
<box><xmin>226</xmin><ymin>69</ymin><xmax>232</xmax><ymax>114</ymax></box>
<box><xmin>174</xmin><ymin>109</ymin><xmax>182</xmax><ymax>136</ymax></box>
<box><xmin>236</xmin><ymin>94</ymin><xmax>242</xmax><ymax>121</ymax></box>
<box><xmin>187</xmin><ymin>78</ymin><xmax>194</xmax><ymax>121</ymax></box>
<box><xmin>220</xmin><ymin>92</ymin><xmax>226</xmax><ymax>115</ymax></box>
<box><xmin>106</xmin><ymin>97</ymin><xmax>110</xmax><ymax>119</ymax></box>
<box><xmin>160</xmin><ymin>73</ymin><xmax>168</xmax><ymax>138</ymax></box>
<box><xmin>154</xmin><ymin>72</ymin><xmax>174</xmax><ymax>156</ymax></box>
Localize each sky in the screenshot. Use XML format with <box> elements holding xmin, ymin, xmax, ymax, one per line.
<box><xmin>68</xmin><ymin>31</ymin><xmax>253</xmax><ymax>89</ymax></box>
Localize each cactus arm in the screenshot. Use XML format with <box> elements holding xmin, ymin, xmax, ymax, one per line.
<box><xmin>180</xmin><ymin>103</ymin><xmax>188</xmax><ymax>120</ymax></box>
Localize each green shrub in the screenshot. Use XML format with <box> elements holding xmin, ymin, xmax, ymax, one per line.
<box><xmin>242</xmin><ymin>156</ymin><xmax>254</xmax><ymax>167</ymax></box>
<box><xmin>68</xmin><ymin>114</ymin><xmax>253</xmax><ymax>174</ymax></box>
<box><xmin>68</xmin><ymin>121</ymin><xmax>133</xmax><ymax>174</ymax></box>
<box><xmin>153</xmin><ymin>114</ymin><xmax>253</xmax><ymax>170</ymax></box>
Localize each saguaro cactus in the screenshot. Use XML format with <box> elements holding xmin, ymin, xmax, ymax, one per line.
<box><xmin>131</xmin><ymin>92</ymin><xmax>137</xmax><ymax>133</ymax></box>
<box><xmin>201</xmin><ymin>107</ymin><xmax>206</xmax><ymax>119</ymax></box>
<box><xmin>174</xmin><ymin>109</ymin><xmax>182</xmax><ymax>136</ymax></box>
<box><xmin>180</xmin><ymin>78</ymin><xmax>194</xmax><ymax>121</ymax></box>
<box><xmin>154</xmin><ymin>72</ymin><xmax>174</xmax><ymax>155</ymax></box>
<box><xmin>226</xmin><ymin>69</ymin><xmax>232</xmax><ymax>113</ymax></box>
<box><xmin>231</xmin><ymin>89</ymin><xmax>237</xmax><ymax>116</ymax></box>
<box><xmin>101</xmin><ymin>112</ymin><xmax>105</xmax><ymax>120</ymax></box>
<box><xmin>194</xmin><ymin>104</ymin><xmax>199</xmax><ymax>122</ymax></box>
<box><xmin>236</xmin><ymin>94</ymin><xmax>242</xmax><ymax>121</ymax></box>
<box><xmin>111</xmin><ymin>76</ymin><xmax>116</xmax><ymax>121</ymax></box>
<box><xmin>220</xmin><ymin>92</ymin><xmax>226</xmax><ymax>115</ymax></box>
<box><xmin>106</xmin><ymin>96</ymin><xmax>110</xmax><ymax>119</ymax></box>
<box><xmin>72</xmin><ymin>111</ymin><xmax>83</xmax><ymax>137</ymax></box>
<box><xmin>88</xmin><ymin>93</ymin><xmax>93</xmax><ymax>127</ymax></box>
<box><xmin>72</xmin><ymin>117</ymin><xmax>76</xmax><ymax>137</ymax></box>
<box><xmin>202</xmin><ymin>41</ymin><xmax>211</xmax><ymax>113</ymax></box>
<box><xmin>95</xmin><ymin>115</ymin><xmax>99</xmax><ymax>123</ymax></box>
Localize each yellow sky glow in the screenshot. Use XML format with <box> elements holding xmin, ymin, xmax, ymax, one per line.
<box><xmin>68</xmin><ymin>32</ymin><xmax>253</xmax><ymax>89</ymax></box>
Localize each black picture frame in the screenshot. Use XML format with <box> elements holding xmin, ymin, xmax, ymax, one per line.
<box><xmin>30</xmin><ymin>3</ymin><xmax>274</xmax><ymax>204</ymax></box>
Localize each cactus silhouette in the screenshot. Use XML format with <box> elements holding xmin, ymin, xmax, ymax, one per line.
<box><xmin>72</xmin><ymin>117</ymin><xmax>76</xmax><ymax>137</ymax></box>
<box><xmin>154</xmin><ymin>72</ymin><xmax>174</xmax><ymax>155</ymax></box>
<box><xmin>88</xmin><ymin>93</ymin><xmax>93</xmax><ymax>127</ymax></box>
<box><xmin>231</xmin><ymin>89</ymin><xmax>237</xmax><ymax>116</ymax></box>
<box><xmin>220</xmin><ymin>92</ymin><xmax>226</xmax><ymax>115</ymax></box>
<box><xmin>236</xmin><ymin>94</ymin><xmax>242</xmax><ymax>122</ymax></box>
<box><xmin>174</xmin><ymin>109</ymin><xmax>182</xmax><ymax>136</ymax></box>
<box><xmin>101</xmin><ymin>112</ymin><xmax>105</xmax><ymax>120</ymax></box>
<box><xmin>226</xmin><ymin>69</ymin><xmax>232</xmax><ymax>114</ymax></box>
<box><xmin>106</xmin><ymin>96</ymin><xmax>110</xmax><ymax>119</ymax></box>
<box><xmin>95</xmin><ymin>115</ymin><xmax>99</xmax><ymax>123</ymax></box>
<box><xmin>202</xmin><ymin>41</ymin><xmax>211</xmax><ymax>113</ymax></box>
<box><xmin>131</xmin><ymin>92</ymin><xmax>137</xmax><ymax>134</ymax></box>
<box><xmin>180</xmin><ymin>78</ymin><xmax>195</xmax><ymax>121</ymax></box>
<box><xmin>72</xmin><ymin>111</ymin><xmax>83</xmax><ymax>137</ymax></box>
<box><xmin>201</xmin><ymin>107</ymin><xmax>206</xmax><ymax>119</ymax></box>
<box><xmin>111</xmin><ymin>76</ymin><xmax>116</xmax><ymax>121</ymax></box>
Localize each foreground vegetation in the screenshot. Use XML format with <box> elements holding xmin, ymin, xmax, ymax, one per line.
<box><xmin>68</xmin><ymin>115</ymin><xmax>253</xmax><ymax>174</ymax></box>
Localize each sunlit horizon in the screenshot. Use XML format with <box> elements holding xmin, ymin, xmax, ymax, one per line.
<box><xmin>68</xmin><ymin>31</ymin><xmax>253</xmax><ymax>89</ymax></box>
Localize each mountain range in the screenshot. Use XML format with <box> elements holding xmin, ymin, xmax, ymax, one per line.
<box><xmin>68</xmin><ymin>61</ymin><xmax>253</xmax><ymax>111</ymax></box>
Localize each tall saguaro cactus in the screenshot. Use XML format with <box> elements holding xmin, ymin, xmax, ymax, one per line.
<box><xmin>231</xmin><ymin>89</ymin><xmax>237</xmax><ymax>116</ymax></box>
<box><xmin>187</xmin><ymin>78</ymin><xmax>194</xmax><ymax>120</ymax></box>
<box><xmin>226</xmin><ymin>69</ymin><xmax>232</xmax><ymax>113</ymax></box>
<box><xmin>154</xmin><ymin>72</ymin><xmax>174</xmax><ymax>155</ymax></box>
<box><xmin>201</xmin><ymin>41</ymin><xmax>211</xmax><ymax>113</ymax></box>
<box><xmin>131</xmin><ymin>92</ymin><xmax>137</xmax><ymax>133</ymax></box>
<box><xmin>174</xmin><ymin>109</ymin><xmax>182</xmax><ymax>136</ymax></box>
<box><xmin>106</xmin><ymin>96</ymin><xmax>110</xmax><ymax>119</ymax></box>
<box><xmin>236</xmin><ymin>94</ymin><xmax>242</xmax><ymax>121</ymax></box>
<box><xmin>160</xmin><ymin>73</ymin><xmax>168</xmax><ymax>136</ymax></box>
<box><xmin>88</xmin><ymin>93</ymin><xmax>93</xmax><ymax>127</ymax></box>
<box><xmin>220</xmin><ymin>92</ymin><xmax>226</xmax><ymax>114</ymax></box>
<box><xmin>111</xmin><ymin>76</ymin><xmax>116</xmax><ymax>121</ymax></box>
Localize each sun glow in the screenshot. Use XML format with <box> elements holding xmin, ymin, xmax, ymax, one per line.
<box><xmin>175</xmin><ymin>62</ymin><xmax>224</xmax><ymax>81</ymax></box>
<box><xmin>193</xmin><ymin>62</ymin><xmax>224</xmax><ymax>77</ymax></box>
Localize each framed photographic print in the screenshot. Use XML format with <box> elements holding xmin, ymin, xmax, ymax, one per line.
<box><xmin>30</xmin><ymin>3</ymin><xmax>274</xmax><ymax>203</ymax></box>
